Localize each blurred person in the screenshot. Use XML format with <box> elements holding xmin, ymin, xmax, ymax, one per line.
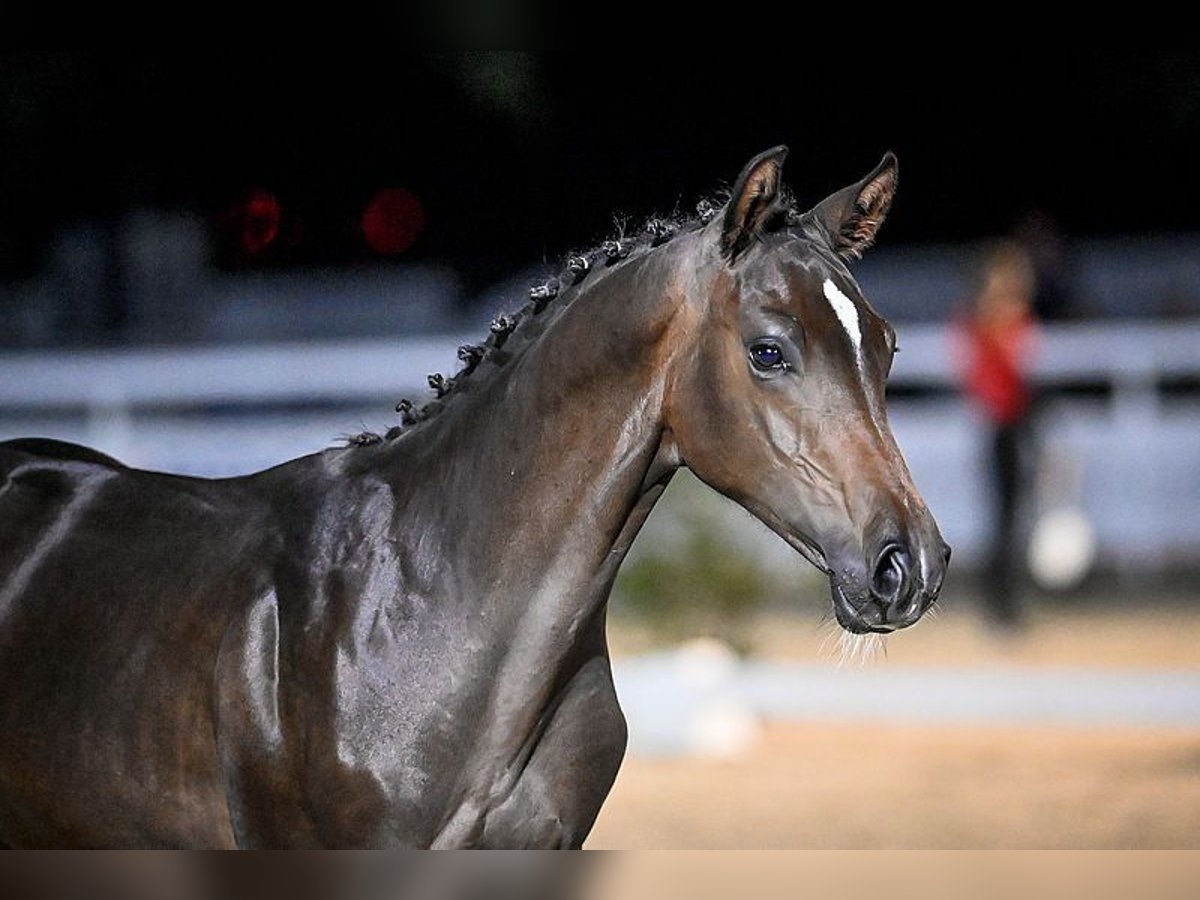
<box><xmin>952</xmin><ymin>242</ymin><xmax>1040</xmax><ymax>629</ymax></box>
<box><xmin>1015</xmin><ymin>209</ymin><xmax>1079</xmax><ymax>321</ymax></box>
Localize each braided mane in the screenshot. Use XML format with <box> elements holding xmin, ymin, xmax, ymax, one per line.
<box><xmin>345</xmin><ymin>186</ymin><xmax>798</xmax><ymax>448</ymax></box>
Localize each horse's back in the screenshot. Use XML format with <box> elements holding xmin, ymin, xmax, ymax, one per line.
<box><xmin>0</xmin><ymin>437</ymin><xmax>125</xmax><ymax>469</ymax></box>
<box><xmin>0</xmin><ymin>439</ymin><xmax>128</xmax><ymax>599</ymax></box>
<box><xmin>0</xmin><ymin>438</ymin><xmax>239</xmax><ymax>600</ymax></box>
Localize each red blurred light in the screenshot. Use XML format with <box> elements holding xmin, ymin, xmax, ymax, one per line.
<box><xmin>362</xmin><ymin>187</ymin><xmax>425</xmax><ymax>255</ymax></box>
<box><xmin>236</xmin><ymin>188</ymin><xmax>281</xmax><ymax>255</ymax></box>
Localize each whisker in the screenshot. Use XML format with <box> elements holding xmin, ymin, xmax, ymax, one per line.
<box><xmin>836</xmin><ymin>630</ymin><xmax>887</xmax><ymax>669</ymax></box>
<box><xmin>818</xmin><ymin>621</ymin><xmax>842</xmax><ymax>658</ymax></box>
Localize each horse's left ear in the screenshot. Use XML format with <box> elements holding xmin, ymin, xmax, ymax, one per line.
<box><xmin>721</xmin><ymin>145</ymin><xmax>789</xmax><ymax>260</ymax></box>
<box><xmin>805</xmin><ymin>152</ymin><xmax>898</xmax><ymax>261</ymax></box>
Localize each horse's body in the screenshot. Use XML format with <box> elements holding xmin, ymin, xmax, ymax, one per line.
<box><xmin>0</xmin><ymin>148</ymin><xmax>948</xmax><ymax>847</ymax></box>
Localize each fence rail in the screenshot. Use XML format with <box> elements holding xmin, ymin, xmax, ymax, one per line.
<box><xmin>2</xmin><ymin>321</ymin><xmax>1198</xmax><ymax>571</ymax></box>
<box><xmin>1</xmin><ymin>322</ymin><xmax>1196</xmax><ymax>410</ymax></box>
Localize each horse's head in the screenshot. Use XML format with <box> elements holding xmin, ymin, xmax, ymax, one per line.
<box><xmin>667</xmin><ymin>147</ymin><xmax>949</xmax><ymax>634</ymax></box>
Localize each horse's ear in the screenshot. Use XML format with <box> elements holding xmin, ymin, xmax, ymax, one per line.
<box><xmin>805</xmin><ymin>152</ymin><xmax>898</xmax><ymax>261</ymax></box>
<box><xmin>721</xmin><ymin>145</ymin><xmax>789</xmax><ymax>261</ymax></box>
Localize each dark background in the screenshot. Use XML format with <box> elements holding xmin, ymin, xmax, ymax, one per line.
<box><xmin>0</xmin><ymin>56</ymin><xmax>1197</xmax><ymax>853</ymax></box>
<box><xmin>3</xmin><ymin>52</ymin><xmax>1198</xmax><ymax>290</ymax></box>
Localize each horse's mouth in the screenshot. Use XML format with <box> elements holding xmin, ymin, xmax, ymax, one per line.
<box><xmin>780</xmin><ymin>530</ymin><xmax>830</xmax><ymax>575</ymax></box>
<box><xmin>831</xmin><ymin>582</ymin><xmax>898</xmax><ymax>635</ymax></box>
<box><xmin>784</xmin><ymin>533</ymin><xmax>896</xmax><ymax>632</ymax></box>
<box><xmin>778</xmin><ymin>530</ymin><xmax>916</xmax><ymax>635</ymax></box>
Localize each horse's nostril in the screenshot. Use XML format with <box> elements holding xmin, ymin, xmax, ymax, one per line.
<box><xmin>870</xmin><ymin>544</ymin><xmax>912</xmax><ymax>606</ymax></box>
<box><xmin>942</xmin><ymin>542</ymin><xmax>953</xmax><ymax>566</ymax></box>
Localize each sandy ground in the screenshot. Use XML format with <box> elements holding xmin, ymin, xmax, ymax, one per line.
<box><xmin>591</xmin><ymin>602</ymin><xmax>1200</xmax><ymax>848</ymax></box>
<box><xmin>588</xmin><ymin>722</ymin><xmax>1200</xmax><ymax>848</ymax></box>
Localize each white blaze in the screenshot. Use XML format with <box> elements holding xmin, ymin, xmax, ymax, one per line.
<box><xmin>822</xmin><ymin>278</ymin><xmax>863</xmax><ymax>371</ymax></box>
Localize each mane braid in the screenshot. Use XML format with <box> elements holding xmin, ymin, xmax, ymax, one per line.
<box><xmin>342</xmin><ymin>189</ymin><xmax>797</xmax><ymax>449</ymax></box>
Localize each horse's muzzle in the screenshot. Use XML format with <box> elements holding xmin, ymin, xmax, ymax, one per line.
<box><xmin>831</xmin><ymin>540</ymin><xmax>951</xmax><ymax>634</ymax></box>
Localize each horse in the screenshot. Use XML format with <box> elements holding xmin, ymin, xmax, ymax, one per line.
<box><xmin>0</xmin><ymin>146</ymin><xmax>948</xmax><ymax>848</ymax></box>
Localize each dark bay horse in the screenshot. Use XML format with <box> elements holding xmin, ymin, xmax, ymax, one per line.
<box><xmin>0</xmin><ymin>147</ymin><xmax>948</xmax><ymax>847</ymax></box>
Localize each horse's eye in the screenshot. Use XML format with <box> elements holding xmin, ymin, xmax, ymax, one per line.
<box><xmin>748</xmin><ymin>342</ymin><xmax>786</xmax><ymax>371</ymax></box>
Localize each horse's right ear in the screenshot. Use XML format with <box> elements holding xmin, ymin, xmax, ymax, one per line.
<box><xmin>721</xmin><ymin>145</ymin><xmax>789</xmax><ymax>261</ymax></box>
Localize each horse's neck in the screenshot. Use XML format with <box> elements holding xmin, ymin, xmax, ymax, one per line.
<box><xmin>378</xmin><ymin>247</ymin><xmax>685</xmax><ymax>651</ymax></box>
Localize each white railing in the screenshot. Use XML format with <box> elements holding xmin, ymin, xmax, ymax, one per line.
<box><xmin>0</xmin><ymin>338</ymin><xmax>451</xmax><ymax>408</ymax></box>
<box><xmin>2</xmin><ymin>321</ymin><xmax>1195</xmax><ymax>410</ymax></box>
<box><xmin>2</xmin><ymin>322</ymin><xmax>1198</xmax><ymax>569</ymax></box>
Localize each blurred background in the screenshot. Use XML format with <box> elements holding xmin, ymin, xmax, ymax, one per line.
<box><xmin>0</xmin><ymin>52</ymin><xmax>1197</xmax><ymax>848</ymax></box>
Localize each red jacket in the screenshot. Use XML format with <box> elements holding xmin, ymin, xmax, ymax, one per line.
<box><xmin>952</xmin><ymin>310</ymin><xmax>1037</xmax><ymax>425</ymax></box>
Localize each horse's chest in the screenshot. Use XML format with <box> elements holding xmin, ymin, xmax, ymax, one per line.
<box><xmin>328</xmin><ymin>652</ymin><xmax>626</xmax><ymax>848</ymax></box>
<box><xmin>229</xmin><ymin>594</ymin><xmax>627</xmax><ymax>847</ymax></box>
<box><xmin>447</xmin><ymin>655</ymin><xmax>628</xmax><ymax>848</ymax></box>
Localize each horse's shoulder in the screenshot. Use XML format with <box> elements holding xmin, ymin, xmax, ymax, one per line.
<box><xmin>0</xmin><ymin>438</ymin><xmax>125</xmax><ymax>469</ymax></box>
